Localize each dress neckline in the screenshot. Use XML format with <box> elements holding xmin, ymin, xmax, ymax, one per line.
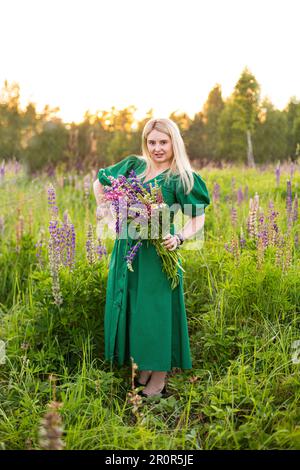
<box><xmin>140</xmin><ymin>164</ymin><xmax>170</xmax><ymax>185</ymax></box>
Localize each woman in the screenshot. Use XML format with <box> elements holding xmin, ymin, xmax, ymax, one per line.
<box><xmin>93</xmin><ymin>118</ymin><xmax>210</xmax><ymax>398</ymax></box>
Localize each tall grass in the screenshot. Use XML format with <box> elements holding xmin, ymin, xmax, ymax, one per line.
<box><xmin>0</xmin><ymin>160</ymin><xmax>299</xmax><ymax>449</ymax></box>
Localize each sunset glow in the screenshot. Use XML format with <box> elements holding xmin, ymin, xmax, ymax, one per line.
<box><xmin>1</xmin><ymin>0</ymin><xmax>299</xmax><ymax>123</ymax></box>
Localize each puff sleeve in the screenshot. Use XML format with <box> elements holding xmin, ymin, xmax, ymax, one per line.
<box><xmin>176</xmin><ymin>172</ymin><xmax>210</xmax><ymax>217</ymax></box>
<box><xmin>98</xmin><ymin>155</ymin><xmax>138</xmax><ymax>186</ymax></box>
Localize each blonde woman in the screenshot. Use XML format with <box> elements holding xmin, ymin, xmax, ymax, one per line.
<box><xmin>93</xmin><ymin>118</ymin><xmax>210</xmax><ymax>398</ymax></box>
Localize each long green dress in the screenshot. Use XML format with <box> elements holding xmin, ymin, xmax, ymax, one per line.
<box><xmin>98</xmin><ymin>155</ymin><xmax>210</xmax><ymax>372</ymax></box>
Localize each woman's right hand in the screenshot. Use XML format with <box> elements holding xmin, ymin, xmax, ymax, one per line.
<box><xmin>161</xmin><ymin>233</ymin><xmax>179</xmax><ymax>251</ymax></box>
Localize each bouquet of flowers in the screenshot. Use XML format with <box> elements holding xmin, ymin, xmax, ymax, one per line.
<box><xmin>102</xmin><ymin>169</ymin><xmax>185</xmax><ymax>289</ymax></box>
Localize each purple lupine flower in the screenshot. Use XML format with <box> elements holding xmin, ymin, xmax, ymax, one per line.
<box><xmin>275</xmin><ymin>163</ymin><xmax>280</xmax><ymax>188</ymax></box>
<box><xmin>231</xmin><ymin>206</ymin><xmax>238</xmax><ymax>228</ymax></box>
<box><xmin>60</xmin><ymin>211</ymin><xmax>69</xmax><ymax>267</ymax></box>
<box><xmin>48</xmin><ymin>220</ymin><xmax>58</xmax><ymax>238</ymax></box>
<box><xmin>224</xmin><ymin>242</ymin><xmax>232</xmax><ymax>253</ymax></box>
<box><xmin>47</xmin><ymin>184</ymin><xmax>75</xmax><ymax>287</ymax></box>
<box><xmin>124</xmin><ymin>180</ymin><xmax>144</xmax><ymax>201</ymax></box>
<box><xmin>64</xmin><ymin>224</ymin><xmax>72</xmax><ymax>269</ymax></box>
<box><xmin>104</xmin><ymin>174</ymin><xmax>143</xmax><ymax>235</ymax></box>
<box><xmin>47</xmin><ymin>184</ymin><xmax>63</xmax><ymax>305</ymax></box>
<box><xmin>256</xmin><ymin>232</ymin><xmax>265</xmax><ymax>269</ymax></box>
<box><xmin>293</xmin><ymin>193</ymin><xmax>298</xmax><ymax>223</ymax></box>
<box><xmin>230</xmin><ymin>234</ymin><xmax>240</xmax><ymax>260</ymax></box>
<box><xmin>60</xmin><ymin>212</ymin><xmax>76</xmax><ymax>271</ymax></box>
<box><xmin>124</xmin><ymin>239</ymin><xmax>143</xmax><ymax>270</ymax></box>
<box><xmin>257</xmin><ymin>212</ymin><xmax>268</xmax><ymax>249</ymax></box>
<box><xmin>283</xmin><ymin>238</ymin><xmax>293</xmax><ymax>272</ymax></box>
<box><xmin>127</xmin><ymin>170</ymin><xmax>146</xmax><ymax>197</ymax></box>
<box><xmin>35</xmin><ymin>228</ymin><xmax>46</xmax><ymax>268</ymax></box>
<box><xmin>96</xmin><ymin>238</ymin><xmax>107</xmax><ymax>260</ymax></box>
<box><xmin>48</xmin><ymin>220</ymin><xmax>61</xmax><ymax>272</ymax></box>
<box><xmin>103</xmin><ymin>190</ymin><xmax>121</xmax><ymax>235</ymax></box>
<box><xmin>286</xmin><ymin>180</ymin><xmax>293</xmax><ymax>231</ymax></box>
<box><xmin>86</xmin><ymin>223</ymin><xmax>96</xmax><ymax>264</ymax></box>
<box><xmin>247</xmin><ymin>193</ymin><xmax>259</xmax><ymax>239</ymax></box>
<box><xmin>57</xmin><ymin>226</ymin><xmax>66</xmax><ymax>265</ymax></box>
<box><xmin>48</xmin><ymin>220</ymin><xmax>63</xmax><ymax>305</ymax></box>
<box><xmin>237</xmin><ymin>187</ymin><xmax>244</xmax><ymax>205</ymax></box>
<box><xmin>267</xmin><ymin>206</ymin><xmax>280</xmax><ymax>247</ymax></box>
<box><xmin>128</xmin><ymin>169</ymin><xmax>137</xmax><ymax>178</ymax></box>
<box><xmin>294</xmin><ymin>232</ymin><xmax>299</xmax><ymax>249</ymax></box>
<box><xmin>212</xmin><ymin>182</ymin><xmax>220</xmax><ymax>204</ymax></box>
<box><xmin>275</xmin><ymin>234</ymin><xmax>285</xmax><ymax>268</ymax></box>
<box><xmin>286</xmin><ymin>180</ymin><xmax>292</xmax><ymax>210</ymax></box>
<box><xmin>69</xmin><ymin>224</ymin><xmax>76</xmax><ymax>270</ymax></box>
<box><xmin>47</xmin><ymin>184</ymin><xmax>59</xmax><ymax>219</ymax></box>
<box><xmin>239</xmin><ymin>226</ymin><xmax>246</xmax><ymax>249</ymax></box>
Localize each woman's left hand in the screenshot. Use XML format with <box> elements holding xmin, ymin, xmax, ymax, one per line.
<box><xmin>161</xmin><ymin>233</ymin><xmax>178</xmax><ymax>251</ymax></box>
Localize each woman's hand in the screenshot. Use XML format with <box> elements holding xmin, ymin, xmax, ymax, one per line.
<box><xmin>161</xmin><ymin>233</ymin><xmax>179</xmax><ymax>251</ymax></box>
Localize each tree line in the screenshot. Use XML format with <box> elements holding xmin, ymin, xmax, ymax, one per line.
<box><xmin>0</xmin><ymin>67</ymin><xmax>299</xmax><ymax>175</ymax></box>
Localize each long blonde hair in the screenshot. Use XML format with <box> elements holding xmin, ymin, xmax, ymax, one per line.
<box><xmin>137</xmin><ymin>118</ymin><xmax>194</xmax><ymax>194</ymax></box>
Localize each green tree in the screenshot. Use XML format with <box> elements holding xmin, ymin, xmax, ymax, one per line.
<box><xmin>184</xmin><ymin>112</ymin><xmax>206</xmax><ymax>163</ymax></box>
<box><xmin>202</xmin><ymin>84</ymin><xmax>224</xmax><ymax>160</ymax></box>
<box><xmin>218</xmin><ymin>98</ymin><xmax>247</xmax><ymax>162</ymax></box>
<box><xmin>24</xmin><ymin>120</ymin><xmax>69</xmax><ymax>173</ymax></box>
<box><xmin>218</xmin><ymin>67</ymin><xmax>260</xmax><ymax>165</ymax></box>
<box><xmin>285</xmin><ymin>96</ymin><xmax>300</xmax><ymax>159</ymax></box>
<box><xmin>253</xmin><ymin>98</ymin><xmax>288</xmax><ymax>163</ymax></box>
<box><xmin>0</xmin><ymin>80</ymin><xmax>23</xmax><ymax>159</ymax></box>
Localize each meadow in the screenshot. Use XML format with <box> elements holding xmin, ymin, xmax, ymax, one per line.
<box><xmin>0</xmin><ymin>158</ymin><xmax>299</xmax><ymax>450</ymax></box>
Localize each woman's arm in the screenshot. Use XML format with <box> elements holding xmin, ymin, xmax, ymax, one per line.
<box><xmin>162</xmin><ymin>214</ymin><xmax>205</xmax><ymax>251</ymax></box>
<box><xmin>93</xmin><ymin>180</ymin><xmax>111</xmax><ymax>220</ymax></box>
<box><xmin>93</xmin><ymin>179</ymin><xmax>105</xmax><ymax>206</ymax></box>
<box><xmin>179</xmin><ymin>213</ymin><xmax>205</xmax><ymax>241</ymax></box>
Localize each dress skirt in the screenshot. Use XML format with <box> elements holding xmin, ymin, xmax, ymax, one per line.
<box><xmin>109</xmin><ymin>236</ymin><xmax>193</xmax><ymax>372</ymax></box>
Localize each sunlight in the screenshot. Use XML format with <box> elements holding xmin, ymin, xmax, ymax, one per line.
<box><xmin>1</xmin><ymin>0</ymin><xmax>299</xmax><ymax>122</ymax></box>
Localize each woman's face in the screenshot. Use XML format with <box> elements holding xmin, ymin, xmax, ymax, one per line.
<box><xmin>146</xmin><ymin>129</ymin><xmax>174</xmax><ymax>166</ymax></box>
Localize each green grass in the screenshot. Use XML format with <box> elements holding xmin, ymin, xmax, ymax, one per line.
<box><xmin>0</xmin><ymin>161</ymin><xmax>299</xmax><ymax>449</ymax></box>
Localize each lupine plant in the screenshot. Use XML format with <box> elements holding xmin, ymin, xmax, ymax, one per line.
<box><xmin>1</xmin><ymin>159</ymin><xmax>300</xmax><ymax>451</ymax></box>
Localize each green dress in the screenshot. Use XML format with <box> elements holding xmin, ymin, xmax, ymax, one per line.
<box><xmin>98</xmin><ymin>155</ymin><xmax>210</xmax><ymax>372</ymax></box>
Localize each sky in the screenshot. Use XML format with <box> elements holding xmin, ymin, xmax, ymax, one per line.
<box><xmin>1</xmin><ymin>0</ymin><xmax>299</xmax><ymax>123</ymax></box>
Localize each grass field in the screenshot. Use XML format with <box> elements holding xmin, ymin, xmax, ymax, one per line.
<box><xmin>0</xmin><ymin>160</ymin><xmax>299</xmax><ymax>450</ymax></box>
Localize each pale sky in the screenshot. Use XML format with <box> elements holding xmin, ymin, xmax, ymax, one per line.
<box><xmin>1</xmin><ymin>0</ymin><xmax>299</xmax><ymax>123</ymax></box>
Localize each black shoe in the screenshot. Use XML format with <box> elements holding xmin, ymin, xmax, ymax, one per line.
<box><xmin>140</xmin><ymin>385</ymin><xmax>167</xmax><ymax>398</ymax></box>
<box><xmin>134</xmin><ymin>375</ymin><xmax>151</xmax><ymax>388</ymax></box>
